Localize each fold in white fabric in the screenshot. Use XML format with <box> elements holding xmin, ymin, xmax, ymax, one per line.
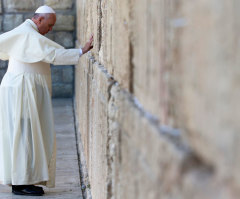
<box><xmin>0</xmin><ymin>18</ymin><xmax>81</xmax><ymax>187</ymax></box>
<box><xmin>0</xmin><ymin>58</ymin><xmax>56</xmax><ymax>187</ymax></box>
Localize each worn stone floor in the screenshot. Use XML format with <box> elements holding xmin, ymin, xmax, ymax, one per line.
<box><xmin>0</xmin><ymin>99</ymin><xmax>83</xmax><ymax>199</ymax></box>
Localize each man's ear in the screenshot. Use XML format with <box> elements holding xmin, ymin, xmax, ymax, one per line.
<box><xmin>38</xmin><ymin>16</ymin><xmax>44</xmax><ymax>24</ymax></box>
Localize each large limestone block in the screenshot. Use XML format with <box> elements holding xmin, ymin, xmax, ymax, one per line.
<box><xmin>108</xmin><ymin>84</ymin><xmax>228</xmax><ymax>199</ymax></box>
<box><xmin>62</xmin><ymin>66</ymin><xmax>74</xmax><ymax>83</ymax></box>
<box><xmin>52</xmin><ymin>83</ymin><xmax>73</xmax><ymax>98</ymax></box>
<box><xmin>88</xmin><ymin>63</ymin><xmax>113</xmax><ymax>199</ymax></box>
<box><xmin>75</xmin><ymin>56</ymin><xmax>95</xmax><ymax>168</ymax></box>
<box><xmin>45</xmin><ymin>0</ymin><xmax>73</xmax><ymax>10</ymax></box>
<box><xmin>51</xmin><ymin>66</ymin><xmax>62</xmax><ymax>83</ymax></box>
<box><xmin>131</xmin><ymin>0</ymin><xmax>162</xmax><ymax>122</ymax></box>
<box><xmin>3</xmin><ymin>0</ymin><xmax>43</xmax><ymax>12</ymax></box>
<box><xmin>54</xmin><ymin>14</ymin><xmax>75</xmax><ymax>31</ymax></box>
<box><xmin>55</xmin><ymin>32</ymin><xmax>74</xmax><ymax>48</ymax></box>
<box><xmin>3</xmin><ymin>14</ymin><xmax>23</xmax><ymax>31</ymax></box>
<box><xmin>167</xmin><ymin>0</ymin><xmax>240</xmax><ymax>192</ymax></box>
<box><xmin>112</xmin><ymin>0</ymin><xmax>131</xmax><ymax>90</ymax></box>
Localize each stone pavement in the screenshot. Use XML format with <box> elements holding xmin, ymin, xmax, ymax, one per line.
<box><xmin>0</xmin><ymin>99</ymin><xmax>83</xmax><ymax>199</ymax></box>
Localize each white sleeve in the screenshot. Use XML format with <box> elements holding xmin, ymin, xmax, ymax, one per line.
<box><xmin>49</xmin><ymin>48</ymin><xmax>82</xmax><ymax>65</ymax></box>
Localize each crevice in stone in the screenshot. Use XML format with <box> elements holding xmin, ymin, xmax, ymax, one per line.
<box><xmin>106</xmin><ymin>78</ymin><xmax>117</xmax><ymax>199</ymax></box>
<box><xmin>72</xmin><ymin>98</ymin><xmax>92</xmax><ymax>199</ymax></box>
<box><xmin>97</xmin><ymin>0</ymin><xmax>103</xmax><ymax>52</ymax></box>
<box><xmin>180</xmin><ymin>151</ymin><xmax>215</xmax><ymax>176</ymax></box>
<box><xmin>129</xmin><ymin>40</ymin><xmax>134</xmax><ymax>94</ymax></box>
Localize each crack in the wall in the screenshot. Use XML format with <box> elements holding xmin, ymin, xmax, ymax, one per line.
<box><xmin>80</xmin><ymin>51</ymin><xmax>218</xmax><ymax>198</ymax></box>
<box><xmin>97</xmin><ymin>0</ymin><xmax>103</xmax><ymax>52</ymax></box>
<box><xmin>73</xmin><ymin>98</ymin><xmax>92</xmax><ymax>199</ymax></box>
<box><xmin>106</xmin><ymin>81</ymin><xmax>118</xmax><ymax>199</ymax></box>
<box><xmin>129</xmin><ymin>41</ymin><xmax>134</xmax><ymax>93</ymax></box>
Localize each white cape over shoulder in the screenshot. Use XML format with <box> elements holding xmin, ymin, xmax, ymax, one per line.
<box><xmin>0</xmin><ymin>19</ymin><xmax>64</xmax><ymax>63</ymax></box>
<box><xmin>0</xmin><ymin>19</ymin><xmax>73</xmax><ymax>188</ymax></box>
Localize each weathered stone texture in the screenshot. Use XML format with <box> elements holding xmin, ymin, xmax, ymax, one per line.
<box><xmin>45</xmin><ymin>0</ymin><xmax>73</xmax><ymax>10</ymax></box>
<box><xmin>51</xmin><ymin>66</ymin><xmax>74</xmax><ymax>98</ymax></box>
<box><xmin>0</xmin><ymin>16</ymin><xmax>2</xmax><ymax>31</ymax></box>
<box><xmin>3</xmin><ymin>0</ymin><xmax>43</xmax><ymax>12</ymax></box>
<box><xmin>54</xmin><ymin>14</ymin><xmax>75</xmax><ymax>31</ymax></box>
<box><xmin>55</xmin><ymin>32</ymin><xmax>74</xmax><ymax>48</ymax></box>
<box><xmin>166</xmin><ymin>1</ymin><xmax>240</xmax><ymax>191</ymax></box>
<box><xmin>75</xmin><ymin>56</ymin><xmax>236</xmax><ymax>198</ymax></box>
<box><xmin>75</xmin><ymin>0</ymin><xmax>240</xmax><ymax>198</ymax></box>
<box><xmin>0</xmin><ymin>1</ymin><xmax>2</xmax><ymax>13</ymax></box>
<box><xmin>3</xmin><ymin>14</ymin><xmax>23</xmax><ymax>31</ymax></box>
<box><xmin>52</xmin><ymin>83</ymin><xmax>73</xmax><ymax>98</ymax></box>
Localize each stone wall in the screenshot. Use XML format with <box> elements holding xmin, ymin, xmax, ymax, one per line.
<box><xmin>0</xmin><ymin>0</ymin><xmax>76</xmax><ymax>97</ymax></box>
<box><xmin>75</xmin><ymin>0</ymin><xmax>240</xmax><ymax>199</ymax></box>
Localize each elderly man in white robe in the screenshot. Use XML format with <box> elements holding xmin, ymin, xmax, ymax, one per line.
<box><xmin>0</xmin><ymin>5</ymin><xmax>93</xmax><ymax>196</ymax></box>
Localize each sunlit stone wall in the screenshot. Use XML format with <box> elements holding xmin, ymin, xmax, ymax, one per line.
<box><xmin>75</xmin><ymin>1</ymin><xmax>240</xmax><ymax>198</ymax></box>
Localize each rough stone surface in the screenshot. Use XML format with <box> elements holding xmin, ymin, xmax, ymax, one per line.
<box><xmin>3</xmin><ymin>14</ymin><xmax>23</xmax><ymax>31</ymax></box>
<box><xmin>166</xmin><ymin>1</ymin><xmax>240</xmax><ymax>191</ymax></box>
<box><xmin>3</xmin><ymin>0</ymin><xmax>43</xmax><ymax>12</ymax></box>
<box><xmin>45</xmin><ymin>0</ymin><xmax>73</xmax><ymax>10</ymax></box>
<box><xmin>62</xmin><ymin>67</ymin><xmax>74</xmax><ymax>83</ymax></box>
<box><xmin>52</xmin><ymin>83</ymin><xmax>73</xmax><ymax>98</ymax></box>
<box><xmin>75</xmin><ymin>0</ymin><xmax>240</xmax><ymax>198</ymax></box>
<box><xmin>51</xmin><ymin>66</ymin><xmax>74</xmax><ymax>97</ymax></box>
<box><xmin>0</xmin><ymin>16</ymin><xmax>2</xmax><ymax>31</ymax></box>
<box><xmin>55</xmin><ymin>32</ymin><xmax>74</xmax><ymax>48</ymax></box>
<box><xmin>54</xmin><ymin>15</ymin><xmax>75</xmax><ymax>31</ymax></box>
<box><xmin>51</xmin><ymin>66</ymin><xmax>63</xmax><ymax>83</ymax></box>
<box><xmin>0</xmin><ymin>61</ymin><xmax>8</xmax><ymax>68</ymax></box>
<box><xmin>0</xmin><ymin>1</ymin><xmax>2</xmax><ymax>13</ymax></box>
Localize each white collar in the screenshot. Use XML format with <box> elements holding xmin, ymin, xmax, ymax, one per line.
<box><xmin>26</xmin><ymin>19</ymin><xmax>39</xmax><ymax>32</ymax></box>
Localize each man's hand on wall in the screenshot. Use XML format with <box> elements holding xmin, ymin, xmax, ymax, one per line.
<box><xmin>82</xmin><ymin>35</ymin><xmax>94</xmax><ymax>54</ymax></box>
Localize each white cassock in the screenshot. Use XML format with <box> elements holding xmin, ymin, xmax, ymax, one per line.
<box><xmin>0</xmin><ymin>19</ymin><xmax>81</xmax><ymax>187</ymax></box>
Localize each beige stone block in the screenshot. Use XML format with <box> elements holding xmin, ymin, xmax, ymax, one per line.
<box><xmin>131</xmin><ymin>0</ymin><xmax>162</xmax><ymax>122</ymax></box>
<box><xmin>164</xmin><ymin>1</ymin><xmax>240</xmax><ymax>191</ymax></box>
<box><xmin>108</xmin><ymin>84</ymin><xmax>234</xmax><ymax>199</ymax></box>
<box><xmin>55</xmin><ymin>31</ymin><xmax>74</xmax><ymax>48</ymax></box>
<box><xmin>3</xmin><ymin>14</ymin><xmax>23</xmax><ymax>31</ymax></box>
<box><xmin>75</xmin><ymin>0</ymin><xmax>240</xmax><ymax>198</ymax></box>
<box><xmin>45</xmin><ymin>0</ymin><xmax>73</xmax><ymax>10</ymax></box>
<box><xmin>112</xmin><ymin>0</ymin><xmax>131</xmax><ymax>90</ymax></box>
<box><xmin>75</xmin><ymin>56</ymin><xmax>92</xmax><ymax>168</ymax></box>
<box><xmin>54</xmin><ymin>14</ymin><xmax>75</xmax><ymax>31</ymax></box>
<box><xmin>3</xmin><ymin>0</ymin><xmax>43</xmax><ymax>12</ymax></box>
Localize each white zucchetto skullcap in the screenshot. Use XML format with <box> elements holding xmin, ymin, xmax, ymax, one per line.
<box><xmin>35</xmin><ymin>5</ymin><xmax>55</xmax><ymax>14</ymax></box>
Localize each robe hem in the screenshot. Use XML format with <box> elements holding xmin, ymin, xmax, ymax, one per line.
<box><xmin>0</xmin><ymin>178</ymin><xmax>55</xmax><ymax>188</ymax></box>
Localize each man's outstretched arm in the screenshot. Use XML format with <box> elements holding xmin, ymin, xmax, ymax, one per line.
<box><xmin>46</xmin><ymin>35</ymin><xmax>94</xmax><ymax>65</ymax></box>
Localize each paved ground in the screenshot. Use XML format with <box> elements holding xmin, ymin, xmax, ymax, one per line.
<box><xmin>0</xmin><ymin>99</ymin><xmax>83</xmax><ymax>199</ymax></box>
